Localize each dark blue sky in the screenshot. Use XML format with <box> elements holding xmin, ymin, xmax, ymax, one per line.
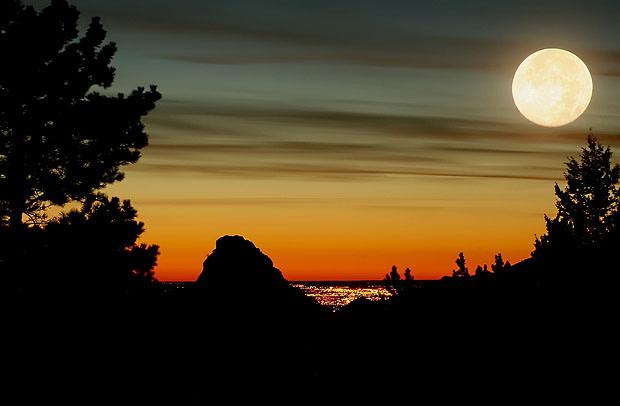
<box><xmin>64</xmin><ymin>0</ymin><xmax>620</xmax><ymax>179</ymax></box>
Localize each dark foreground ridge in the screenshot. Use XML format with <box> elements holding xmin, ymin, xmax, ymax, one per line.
<box><xmin>4</xmin><ymin>130</ymin><xmax>619</xmax><ymax>401</ymax></box>
<box><xmin>7</xmin><ymin>234</ymin><xmax>615</xmax><ymax>403</ymax></box>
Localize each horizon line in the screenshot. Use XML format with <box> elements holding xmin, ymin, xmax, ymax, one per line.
<box><xmin>160</xmin><ymin>278</ymin><xmax>441</xmax><ymax>283</ymax></box>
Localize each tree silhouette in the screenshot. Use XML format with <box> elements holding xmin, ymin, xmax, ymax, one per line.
<box><xmin>452</xmin><ymin>252</ymin><xmax>469</xmax><ymax>278</ymax></box>
<box><xmin>474</xmin><ymin>264</ymin><xmax>490</xmax><ymax>278</ymax></box>
<box><xmin>385</xmin><ymin>265</ymin><xmax>400</xmax><ymax>295</ymax></box>
<box><xmin>491</xmin><ymin>254</ymin><xmax>507</xmax><ymax>274</ymax></box>
<box><xmin>533</xmin><ymin>135</ymin><xmax>620</xmax><ymax>284</ymax></box>
<box><xmin>0</xmin><ymin>1</ymin><xmax>160</xmax><ymax>264</ymax></box>
<box><xmin>554</xmin><ymin>135</ymin><xmax>619</xmax><ymax>245</ymax></box>
<box><xmin>388</xmin><ymin>265</ymin><xmax>401</xmax><ymax>282</ymax></box>
<box><xmin>385</xmin><ymin>265</ymin><xmax>415</xmax><ymax>296</ymax></box>
<box><xmin>41</xmin><ymin>194</ymin><xmax>159</xmax><ymax>295</ymax></box>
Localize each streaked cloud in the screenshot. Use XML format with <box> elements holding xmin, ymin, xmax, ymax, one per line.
<box><xmin>42</xmin><ymin>0</ymin><xmax>620</xmax><ymax>74</ymax></box>
<box><xmin>159</xmin><ymin>35</ymin><xmax>517</xmax><ymax>71</ymax></box>
<box><xmin>150</xmin><ymin>102</ymin><xmax>520</xmax><ymax>140</ymax></box>
<box><xmin>133</xmin><ymin>160</ymin><xmax>563</xmax><ymax>182</ymax></box>
<box><xmin>134</xmin><ymin>98</ymin><xmax>619</xmax><ymax>183</ymax></box>
<box><xmin>160</xmin><ymin>37</ymin><xmax>620</xmax><ymax>76</ymax></box>
<box><xmin>135</xmin><ymin>197</ymin><xmax>329</xmax><ymax>206</ymax></box>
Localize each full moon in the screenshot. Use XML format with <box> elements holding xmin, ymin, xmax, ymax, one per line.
<box><xmin>512</xmin><ymin>48</ymin><xmax>592</xmax><ymax>127</ymax></box>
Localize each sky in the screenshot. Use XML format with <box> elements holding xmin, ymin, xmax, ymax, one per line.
<box><xmin>31</xmin><ymin>0</ymin><xmax>620</xmax><ymax>280</ymax></box>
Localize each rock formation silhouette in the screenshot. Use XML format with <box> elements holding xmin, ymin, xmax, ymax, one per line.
<box><xmin>196</xmin><ymin>235</ymin><xmax>318</xmax><ymax>311</ymax></box>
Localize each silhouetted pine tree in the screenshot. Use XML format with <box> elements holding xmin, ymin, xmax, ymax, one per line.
<box><xmin>452</xmin><ymin>252</ymin><xmax>469</xmax><ymax>278</ymax></box>
<box><xmin>474</xmin><ymin>264</ymin><xmax>491</xmax><ymax>278</ymax></box>
<box><xmin>41</xmin><ymin>194</ymin><xmax>159</xmax><ymax>296</ymax></box>
<box><xmin>491</xmin><ymin>254</ymin><xmax>506</xmax><ymax>274</ymax></box>
<box><xmin>0</xmin><ymin>1</ymin><xmax>160</xmax><ymax>274</ymax></box>
<box><xmin>533</xmin><ymin>135</ymin><xmax>620</xmax><ymax>285</ymax></box>
<box><xmin>385</xmin><ymin>265</ymin><xmax>401</xmax><ymax>295</ymax></box>
<box><xmin>385</xmin><ymin>265</ymin><xmax>415</xmax><ymax>296</ymax></box>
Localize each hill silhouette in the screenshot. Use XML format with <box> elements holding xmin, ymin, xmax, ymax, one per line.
<box><xmin>197</xmin><ymin>235</ymin><xmax>288</xmax><ymax>288</ymax></box>
<box><xmin>195</xmin><ymin>235</ymin><xmax>319</xmax><ymax>313</ymax></box>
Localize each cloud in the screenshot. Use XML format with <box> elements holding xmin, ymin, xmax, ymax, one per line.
<box><xmin>64</xmin><ymin>0</ymin><xmax>620</xmax><ymax>74</ymax></box>
<box><xmin>158</xmin><ymin>34</ymin><xmax>522</xmax><ymax>71</ymax></box>
<box><xmin>137</xmin><ymin>99</ymin><xmax>620</xmax><ymax>183</ymax></box>
<box><xmin>577</xmin><ymin>49</ymin><xmax>620</xmax><ymax>77</ymax></box>
<box><xmin>133</xmin><ymin>196</ymin><xmax>483</xmax><ymax>212</ymax></box>
<box><xmin>150</xmin><ymin>101</ymin><xmax>523</xmax><ymax>141</ymax></box>
<box><xmin>150</xmin><ymin>100</ymin><xmax>617</xmax><ymax>144</ymax></box>
<box><xmin>159</xmin><ymin>36</ymin><xmax>512</xmax><ymax>71</ymax></box>
<box><xmin>162</xmin><ymin>41</ymin><xmax>620</xmax><ymax>76</ymax></box>
<box><xmin>145</xmin><ymin>141</ymin><xmax>446</xmax><ymax>167</ymax></box>
<box><xmin>433</xmin><ymin>145</ymin><xmax>544</xmax><ymax>155</ymax></box>
<box><xmin>133</xmin><ymin>161</ymin><xmax>562</xmax><ymax>182</ymax></box>
<box><xmin>134</xmin><ymin>197</ymin><xmax>329</xmax><ymax>207</ymax></box>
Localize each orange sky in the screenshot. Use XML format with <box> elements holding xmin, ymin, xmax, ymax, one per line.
<box><xmin>107</xmin><ymin>170</ymin><xmax>557</xmax><ymax>281</ymax></box>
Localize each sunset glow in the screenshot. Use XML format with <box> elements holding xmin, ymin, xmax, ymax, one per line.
<box><xmin>108</xmin><ymin>169</ymin><xmax>557</xmax><ymax>280</ymax></box>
